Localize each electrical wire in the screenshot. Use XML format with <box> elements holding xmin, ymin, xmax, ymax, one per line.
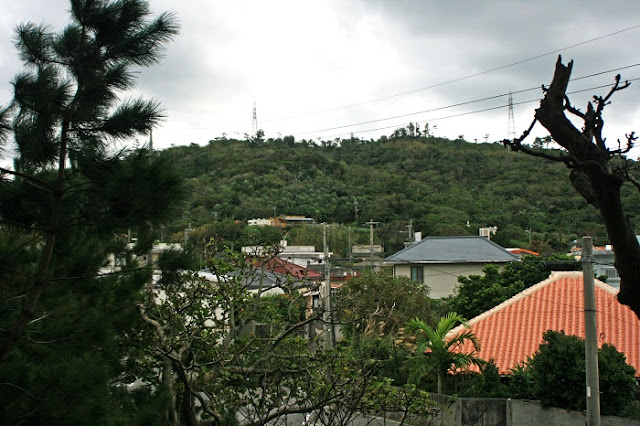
<box><xmin>293</xmin><ymin>63</ymin><xmax>640</xmax><ymax>137</ymax></box>
<box><xmin>264</xmin><ymin>25</ymin><xmax>640</xmax><ymax>123</ymax></box>
<box><xmin>304</xmin><ymin>76</ymin><xmax>640</xmax><ymax>140</ymax></box>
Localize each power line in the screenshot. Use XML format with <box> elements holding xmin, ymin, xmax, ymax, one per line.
<box><xmin>160</xmin><ymin>63</ymin><xmax>640</xmax><ymax>138</ymax></box>
<box><xmin>264</xmin><ymin>24</ymin><xmax>640</xmax><ymax>123</ymax></box>
<box><xmin>304</xmin><ymin>77</ymin><xmax>640</xmax><ymax>140</ymax></box>
<box><xmin>290</xmin><ymin>64</ymin><xmax>640</xmax><ymax>138</ymax></box>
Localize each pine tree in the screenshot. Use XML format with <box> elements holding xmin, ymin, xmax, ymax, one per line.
<box><xmin>0</xmin><ymin>1</ymin><xmax>181</xmax><ymax>422</ymax></box>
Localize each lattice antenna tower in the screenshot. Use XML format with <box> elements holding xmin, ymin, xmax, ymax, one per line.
<box><xmin>251</xmin><ymin>101</ymin><xmax>258</xmax><ymax>137</ymax></box>
<box><xmin>507</xmin><ymin>92</ymin><xmax>516</xmax><ymax>141</ymax></box>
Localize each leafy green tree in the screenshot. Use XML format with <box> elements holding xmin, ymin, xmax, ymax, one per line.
<box><xmin>506</xmin><ymin>359</ymin><xmax>535</xmax><ymax>399</ymax></box>
<box><xmin>404</xmin><ymin>313</ymin><xmax>484</xmax><ymax>394</ymax></box>
<box><xmin>134</xmin><ymin>246</ymin><xmax>434</xmax><ymax>424</ymax></box>
<box><xmin>530</xmin><ymin>330</ymin><xmax>636</xmax><ymax>415</ymax></box>
<box><xmin>457</xmin><ymin>360</ymin><xmax>508</xmax><ymax>398</ymax></box>
<box><xmin>0</xmin><ymin>0</ymin><xmax>181</xmax><ymax>422</ymax></box>
<box><xmin>336</xmin><ymin>273</ymin><xmax>434</xmax><ymax>338</ymax></box>
<box><xmin>164</xmin><ymin>133</ymin><xmax>625</xmax><ymax>251</ymax></box>
<box><xmin>448</xmin><ymin>265</ymin><xmax>525</xmax><ymax>319</ymax></box>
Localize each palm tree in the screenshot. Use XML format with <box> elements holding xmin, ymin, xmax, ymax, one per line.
<box><xmin>404</xmin><ymin>312</ymin><xmax>484</xmax><ymax>394</ymax></box>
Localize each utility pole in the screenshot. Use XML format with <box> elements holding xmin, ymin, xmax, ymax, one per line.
<box><xmin>348</xmin><ymin>225</ymin><xmax>352</xmax><ymax>263</ymax></box>
<box><xmin>353</xmin><ymin>199</ymin><xmax>359</xmax><ymax>224</ymax></box>
<box><xmin>322</xmin><ymin>223</ymin><xmax>335</xmax><ymax>349</ymax></box>
<box><xmin>251</xmin><ymin>101</ymin><xmax>258</xmax><ymax>138</ymax></box>
<box><xmin>364</xmin><ymin>219</ymin><xmax>380</xmax><ymax>273</ymax></box>
<box><xmin>582</xmin><ymin>236</ymin><xmax>601</xmax><ymax>426</ymax></box>
<box><xmin>183</xmin><ymin>223</ymin><xmax>192</xmax><ymax>247</ymax></box>
<box><xmin>406</xmin><ymin>219</ymin><xmax>413</xmax><ymax>244</ymax></box>
<box><xmin>507</xmin><ymin>91</ymin><xmax>516</xmax><ymax>141</ymax></box>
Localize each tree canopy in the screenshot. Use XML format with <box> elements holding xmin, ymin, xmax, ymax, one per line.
<box><xmin>0</xmin><ymin>0</ymin><xmax>183</xmax><ymax>422</ymax></box>
<box><xmin>162</xmin><ymin>133</ymin><xmax>640</xmax><ymax>256</ymax></box>
<box><xmin>336</xmin><ymin>273</ymin><xmax>434</xmax><ymax>338</ymax></box>
<box><xmin>403</xmin><ymin>313</ymin><xmax>484</xmax><ymax>394</ymax></box>
<box><xmin>530</xmin><ymin>330</ymin><xmax>636</xmax><ymax>416</ymax></box>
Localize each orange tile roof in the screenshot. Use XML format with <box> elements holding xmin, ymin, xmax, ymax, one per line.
<box><xmin>249</xmin><ymin>256</ymin><xmax>323</xmax><ymax>280</ymax></box>
<box><xmin>506</xmin><ymin>248</ymin><xmax>540</xmax><ymax>256</ymax></box>
<box><xmin>448</xmin><ymin>271</ymin><xmax>640</xmax><ymax>376</ymax></box>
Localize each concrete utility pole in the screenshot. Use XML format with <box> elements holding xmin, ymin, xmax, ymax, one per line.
<box><xmin>348</xmin><ymin>225</ymin><xmax>352</xmax><ymax>263</ymax></box>
<box><xmin>183</xmin><ymin>223</ymin><xmax>192</xmax><ymax>246</ymax></box>
<box><xmin>582</xmin><ymin>236</ymin><xmax>601</xmax><ymax>426</ymax></box>
<box><xmin>364</xmin><ymin>219</ymin><xmax>380</xmax><ymax>273</ymax></box>
<box><xmin>322</xmin><ymin>223</ymin><xmax>335</xmax><ymax>349</ymax></box>
<box><xmin>353</xmin><ymin>199</ymin><xmax>358</xmax><ymax>224</ymax></box>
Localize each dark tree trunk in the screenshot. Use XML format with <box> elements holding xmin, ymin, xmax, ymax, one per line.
<box><xmin>509</xmin><ymin>57</ymin><xmax>640</xmax><ymax>319</ymax></box>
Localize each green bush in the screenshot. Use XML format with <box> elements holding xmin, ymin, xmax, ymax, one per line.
<box><xmin>530</xmin><ymin>330</ymin><xmax>636</xmax><ymax>415</ymax></box>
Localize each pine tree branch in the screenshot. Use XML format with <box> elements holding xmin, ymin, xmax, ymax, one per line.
<box><xmin>0</xmin><ymin>167</ymin><xmax>55</xmax><ymax>193</ymax></box>
<box><xmin>0</xmin><ymin>382</ymin><xmax>44</xmax><ymax>401</ymax></box>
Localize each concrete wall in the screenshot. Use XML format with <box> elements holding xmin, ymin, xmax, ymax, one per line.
<box><xmin>431</xmin><ymin>395</ymin><xmax>507</xmax><ymax>426</ymax></box>
<box><xmin>426</xmin><ymin>396</ymin><xmax>639</xmax><ymax>426</ymax></box>
<box><xmin>508</xmin><ymin>399</ymin><xmax>639</xmax><ymax>426</ymax></box>
<box><xmin>394</xmin><ymin>263</ymin><xmax>489</xmax><ymax>298</ymax></box>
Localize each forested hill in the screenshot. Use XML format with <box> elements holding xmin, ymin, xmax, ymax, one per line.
<box><xmin>162</xmin><ymin>135</ymin><xmax>640</xmax><ymax>253</ymax></box>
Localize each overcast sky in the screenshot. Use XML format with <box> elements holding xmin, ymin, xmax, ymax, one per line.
<box><xmin>1</xmin><ymin>0</ymin><xmax>639</xmax><ymax>155</ymax></box>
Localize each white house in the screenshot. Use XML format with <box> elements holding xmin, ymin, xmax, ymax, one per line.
<box><xmin>384</xmin><ymin>236</ymin><xmax>519</xmax><ymax>299</ymax></box>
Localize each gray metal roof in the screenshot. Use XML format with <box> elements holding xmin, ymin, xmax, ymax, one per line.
<box><xmin>384</xmin><ymin>236</ymin><xmax>519</xmax><ymax>264</ymax></box>
<box><xmin>199</xmin><ymin>268</ymin><xmax>310</xmax><ymax>291</ymax></box>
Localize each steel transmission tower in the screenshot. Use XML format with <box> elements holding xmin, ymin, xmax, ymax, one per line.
<box><xmin>507</xmin><ymin>92</ymin><xmax>516</xmax><ymax>141</ymax></box>
<box><xmin>251</xmin><ymin>101</ymin><xmax>258</xmax><ymax>137</ymax></box>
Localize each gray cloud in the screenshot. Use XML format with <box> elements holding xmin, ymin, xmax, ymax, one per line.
<box><xmin>0</xmin><ymin>0</ymin><xmax>638</xmax><ymax>154</ymax></box>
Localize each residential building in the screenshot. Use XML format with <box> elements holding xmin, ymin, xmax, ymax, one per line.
<box><xmin>243</xmin><ymin>240</ymin><xmax>329</xmax><ymax>268</ymax></box>
<box><xmin>506</xmin><ymin>247</ymin><xmax>540</xmax><ymax>258</ymax></box>
<box><xmin>247</xmin><ymin>218</ymin><xmax>274</xmax><ymax>227</ymax></box>
<box><xmin>246</xmin><ymin>215</ymin><xmax>315</xmax><ymax>228</ymax></box>
<box><xmin>104</xmin><ymin>242</ymin><xmax>182</xmax><ymax>273</ymax></box>
<box><xmin>447</xmin><ymin>271</ymin><xmax>640</xmax><ymax>375</ymax></box>
<box><xmin>384</xmin><ymin>236</ymin><xmax>518</xmax><ymax>298</ymax></box>
<box><xmin>571</xmin><ymin>244</ymin><xmax>619</xmax><ymax>289</ymax></box>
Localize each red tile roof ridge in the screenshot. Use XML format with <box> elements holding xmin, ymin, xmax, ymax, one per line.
<box><xmin>444</xmin><ymin>271</ymin><xmax>640</xmax><ymax>376</ymax></box>
<box><xmin>593</xmin><ymin>277</ymin><xmax>620</xmax><ymax>296</ymax></box>
<box><xmin>446</xmin><ymin>271</ymin><xmax>608</xmax><ymax>339</ymax></box>
<box><xmin>446</xmin><ymin>271</ymin><xmax>559</xmax><ymax>339</ymax></box>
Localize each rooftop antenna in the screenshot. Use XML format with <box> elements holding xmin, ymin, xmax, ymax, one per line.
<box><xmin>507</xmin><ymin>92</ymin><xmax>516</xmax><ymax>141</ymax></box>
<box><xmin>251</xmin><ymin>101</ymin><xmax>258</xmax><ymax>137</ymax></box>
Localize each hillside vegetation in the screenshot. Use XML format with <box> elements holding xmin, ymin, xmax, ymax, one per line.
<box><xmin>162</xmin><ymin>134</ymin><xmax>640</xmax><ymax>255</ymax></box>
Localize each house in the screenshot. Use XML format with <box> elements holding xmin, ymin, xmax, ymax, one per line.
<box><xmin>104</xmin><ymin>242</ymin><xmax>182</xmax><ymax>276</ymax></box>
<box><xmin>247</xmin><ymin>218</ymin><xmax>274</xmax><ymax>227</ymax></box>
<box><xmin>243</xmin><ymin>240</ymin><xmax>330</xmax><ymax>268</ymax></box>
<box><xmin>200</xmin><ymin>256</ymin><xmax>320</xmax><ymax>295</ymax></box>
<box><xmin>571</xmin><ymin>244</ymin><xmax>619</xmax><ymax>289</ymax></box>
<box><xmin>384</xmin><ymin>236</ymin><xmax>519</xmax><ymax>298</ymax></box>
<box><xmin>248</xmin><ymin>256</ymin><xmax>323</xmax><ymax>282</ymax></box>
<box><xmin>447</xmin><ymin>271</ymin><xmax>640</xmax><ymax>375</ymax></box>
<box><xmin>506</xmin><ymin>248</ymin><xmax>540</xmax><ymax>258</ymax></box>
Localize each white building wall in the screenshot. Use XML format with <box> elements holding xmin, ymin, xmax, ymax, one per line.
<box><xmin>394</xmin><ymin>263</ymin><xmax>503</xmax><ymax>299</ymax></box>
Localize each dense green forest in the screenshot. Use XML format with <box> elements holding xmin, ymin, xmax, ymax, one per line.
<box><xmin>162</xmin><ymin>133</ymin><xmax>640</xmax><ymax>255</ymax></box>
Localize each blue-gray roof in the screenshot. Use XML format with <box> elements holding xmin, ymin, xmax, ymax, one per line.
<box><xmin>384</xmin><ymin>236</ymin><xmax>519</xmax><ymax>264</ymax></box>
<box><xmin>199</xmin><ymin>268</ymin><xmax>310</xmax><ymax>290</ymax></box>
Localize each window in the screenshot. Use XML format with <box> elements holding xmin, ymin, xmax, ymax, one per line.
<box><xmin>602</xmin><ymin>267</ymin><xmax>619</xmax><ymax>279</ymax></box>
<box><xmin>411</xmin><ymin>266</ymin><xmax>424</xmax><ymax>283</ymax></box>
